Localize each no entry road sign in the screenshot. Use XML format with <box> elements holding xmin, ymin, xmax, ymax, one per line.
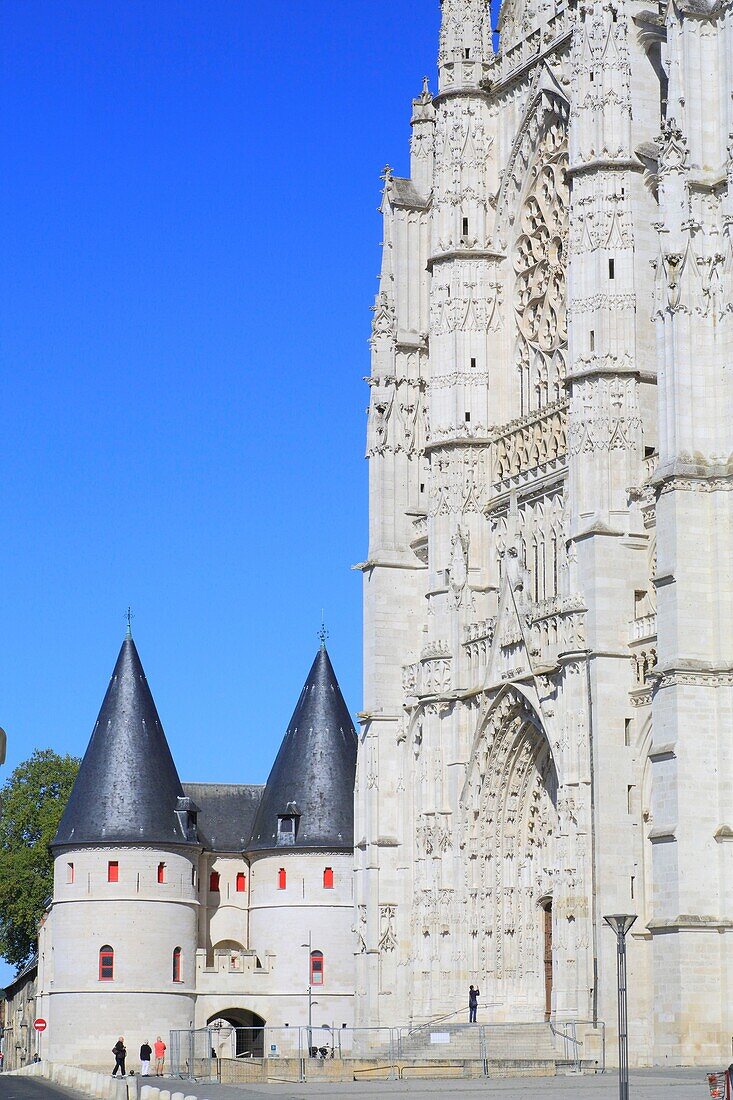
<box><xmin>33</xmin><ymin>1019</ymin><xmax>47</xmax><ymax>1032</ymax></box>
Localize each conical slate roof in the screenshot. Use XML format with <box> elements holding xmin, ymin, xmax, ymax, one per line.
<box><xmin>53</xmin><ymin>635</ymin><xmax>198</xmax><ymax>849</ymax></box>
<box><xmin>247</xmin><ymin>646</ymin><xmax>357</xmax><ymax>852</ymax></box>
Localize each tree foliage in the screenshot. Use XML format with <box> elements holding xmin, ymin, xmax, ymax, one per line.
<box><xmin>0</xmin><ymin>749</ymin><xmax>79</xmax><ymax>971</ymax></box>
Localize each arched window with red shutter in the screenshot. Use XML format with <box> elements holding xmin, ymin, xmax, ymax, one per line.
<box><xmin>172</xmin><ymin>946</ymin><xmax>182</xmax><ymax>982</ymax></box>
<box><xmin>310</xmin><ymin>950</ymin><xmax>324</xmax><ymax>986</ymax></box>
<box><xmin>99</xmin><ymin>945</ymin><xmax>114</xmax><ymax>981</ymax></box>
<box><xmin>209</xmin><ymin>870</ymin><xmax>220</xmax><ymax>892</ymax></box>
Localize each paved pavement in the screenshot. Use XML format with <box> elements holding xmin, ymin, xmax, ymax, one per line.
<box><xmin>152</xmin><ymin>1066</ymin><xmax>717</xmax><ymax>1098</ymax></box>
<box><xmin>0</xmin><ymin>1078</ymin><xmax>91</xmax><ymax>1100</ymax></box>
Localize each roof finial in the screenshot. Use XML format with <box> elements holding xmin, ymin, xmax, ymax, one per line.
<box><xmin>318</xmin><ymin>611</ymin><xmax>329</xmax><ymax>650</ymax></box>
<box><xmin>125</xmin><ymin>606</ymin><xmax>134</xmax><ymax>638</ymax></box>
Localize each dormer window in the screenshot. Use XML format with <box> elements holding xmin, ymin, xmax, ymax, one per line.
<box><xmin>277</xmin><ymin>805</ymin><xmax>300</xmax><ymax>846</ymax></box>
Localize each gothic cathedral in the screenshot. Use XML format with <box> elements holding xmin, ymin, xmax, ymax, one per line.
<box><xmin>356</xmin><ymin>0</ymin><xmax>733</xmax><ymax>1065</ymax></box>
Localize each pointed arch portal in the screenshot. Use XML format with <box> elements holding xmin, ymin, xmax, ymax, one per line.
<box><xmin>463</xmin><ymin>688</ymin><xmax>559</xmax><ymax>1019</ymax></box>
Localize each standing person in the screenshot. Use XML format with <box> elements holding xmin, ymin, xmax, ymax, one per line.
<box><xmin>154</xmin><ymin>1036</ymin><xmax>166</xmax><ymax>1077</ymax></box>
<box><xmin>139</xmin><ymin>1041</ymin><xmax>152</xmax><ymax>1077</ymax></box>
<box><xmin>469</xmin><ymin>984</ymin><xmax>480</xmax><ymax>1024</ymax></box>
<box><xmin>111</xmin><ymin>1037</ymin><xmax>126</xmax><ymax>1076</ymax></box>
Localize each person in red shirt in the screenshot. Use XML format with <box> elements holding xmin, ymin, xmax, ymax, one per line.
<box><xmin>154</xmin><ymin>1037</ymin><xmax>166</xmax><ymax>1076</ymax></box>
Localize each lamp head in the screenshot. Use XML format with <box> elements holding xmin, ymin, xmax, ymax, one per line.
<box><xmin>603</xmin><ymin>913</ymin><xmax>637</xmax><ymax>936</ymax></box>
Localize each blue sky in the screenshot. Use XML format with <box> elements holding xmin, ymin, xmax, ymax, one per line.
<box><xmin>0</xmin><ymin>0</ymin><xmax>444</xmax><ymax>984</ymax></box>
<box><xmin>0</xmin><ymin>1</ymin><xmax>509</xmax><ymax>984</ymax></box>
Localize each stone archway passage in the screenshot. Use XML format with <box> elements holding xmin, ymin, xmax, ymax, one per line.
<box><xmin>207</xmin><ymin>1009</ymin><xmax>266</xmax><ymax>1059</ymax></box>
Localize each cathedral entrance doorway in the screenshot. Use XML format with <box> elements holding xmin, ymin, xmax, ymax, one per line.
<box><xmin>542</xmin><ymin>900</ymin><xmax>553</xmax><ymax>1020</ymax></box>
<box><xmin>462</xmin><ymin>689</ymin><xmax>559</xmax><ymax>1020</ymax></box>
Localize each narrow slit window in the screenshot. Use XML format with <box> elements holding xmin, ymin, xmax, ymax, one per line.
<box><xmin>624</xmin><ymin>718</ymin><xmax>632</xmax><ymax>746</ymax></box>
<box><xmin>157</xmin><ymin>862</ymin><xmax>166</xmax><ymax>884</ymax></box>
<box><xmin>99</xmin><ymin>945</ymin><xmax>114</xmax><ymax>981</ymax></box>
<box><xmin>278</xmin><ymin>868</ymin><xmax>287</xmax><ymax>890</ymax></box>
<box><xmin>462</xmin><ymin>217</ymin><xmax>469</xmax><ymax>237</ymax></box>
<box><xmin>236</xmin><ymin>872</ymin><xmax>246</xmax><ymax>892</ymax></box>
<box><xmin>590</xmin><ymin>330</ymin><xmax>595</xmax><ymax>352</ymax></box>
<box><xmin>67</xmin><ymin>862</ymin><xmax>75</xmax><ymax>884</ymax></box>
<box><xmin>609</xmin><ymin>258</ymin><xmax>615</xmax><ymax>280</ymax></box>
<box><xmin>470</xmin><ymin>357</ymin><xmax>476</xmax><ymax>369</ymax></box>
<box><xmin>173</xmin><ymin>946</ymin><xmax>182</xmax><ymax>983</ymax></box>
<box><xmin>465</xmin><ymin>411</ymin><xmax>471</xmax><ymax>422</ymax></box>
<box><xmin>464</xmin><ymin>47</ymin><xmax>471</xmax><ymax>59</ymax></box>
<box><xmin>209</xmin><ymin>871</ymin><xmax>220</xmax><ymax>892</ymax></box>
<box><xmin>323</xmin><ymin>867</ymin><xmax>334</xmax><ymax>889</ymax></box>
<box><xmin>107</xmin><ymin>861</ymin><xmax>119</xmax><ymax>883</ymax></box>
<box><xmin>627</xmin><ymin>785</ymin><xmax>634</xmax><ymax>814</ymax></box>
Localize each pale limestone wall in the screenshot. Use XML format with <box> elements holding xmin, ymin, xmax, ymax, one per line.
<box><xmin>42</xmin><ymin>846</ymin><xmax>198</xmax><ymax>1068</ymax></box>
<box><xmin>358</xmin><ymin>0</ymin><xmax>732</xmax><ymax>1068</ymax></box>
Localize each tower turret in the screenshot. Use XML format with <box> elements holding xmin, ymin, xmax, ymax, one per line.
<box><xmin>246</xmin><ymin>644</ymin><xmax>357</xmax><ymax>1029</ymax></box>
<box><xmin>41</xmin><ymin>634</ymin><xmax>200</xmax><ymax>1069</ymax></box>
<box><xmin>438</xmin><ymin>0</ymin><xmax>493</xmax><ymax>92</ymax></box>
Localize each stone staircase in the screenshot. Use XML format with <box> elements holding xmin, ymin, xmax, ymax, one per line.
<box><xmin>396</xmin><ymin>1021</ymin><xmax>558</xmax><ymax>1064</ymax></box>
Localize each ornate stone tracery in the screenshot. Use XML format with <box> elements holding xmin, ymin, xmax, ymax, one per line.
<box><xmin>461</xmin><ymin>689</ymin><xmax>559</xmax><ymax>1004</ymax></box>
<box><xmin>514</xmin><ymin>121</ymin><xmax>569</xmax><ymax>415</ymax></box>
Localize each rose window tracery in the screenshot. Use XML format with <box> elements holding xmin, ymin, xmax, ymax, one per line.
<box><xmin>514</xmin><ymin>124</ymin><xmax>569</xmax><ymax>415</ymax></box>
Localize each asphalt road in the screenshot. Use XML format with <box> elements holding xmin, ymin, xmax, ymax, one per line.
<box><xmin>0</xmin><ymin>1079</ymin><xmax>86</xmax><ymax>1100</ymax></box>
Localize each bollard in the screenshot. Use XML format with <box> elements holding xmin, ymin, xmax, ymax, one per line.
<box><xmin>158</xmin><ymin>1090</ymin><xmax>171</xmax><ymax>1100</ymax></box>
<box><xmin>171</xmin><ymin>1092</ymin><xmax>184</xmax><ymax>1100</ymax></box>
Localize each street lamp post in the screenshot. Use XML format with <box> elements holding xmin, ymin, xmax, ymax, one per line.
<box><xmin>604</xmin><ymin>913</ymin><xmax>637</xmax><ymax>1100</ymax></box>
<box><xmin>301</xmin><ymin>933</ymin><xmax>318</xmax><ymax>1056</ymax></box>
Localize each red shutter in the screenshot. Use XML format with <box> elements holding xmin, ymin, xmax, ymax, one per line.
<box><xmin>108</xmin><ymin>861</ymin><xmax>119</xmax><ymax>883</ymax></box>
<box><xmin>157</xmin><ymin>862</ymin><xmax>166</xmax><ymax>884</ymax></box>
<box><xmin>278</xmin><ymin>868</ymin><xmax>287</xmax><ymax>890</ymax></box>
<box><xmin>209</xmin><ymin>871</ymin><xmax>220</xmax><ymax>892</ymax></box>
<box><xmin>323</xmin><ymin>867</ymin><xmax>334</xmax><ymax>889</ymax></box>
<box><xmin>236</xmin><ymin>872</ymin><xmax>246</xmax><ymax>892</ymax></box>
<box><xmin>99</xmin><ymin>946</ymin><xmax>114</xmax><ymax>981</ymax></box>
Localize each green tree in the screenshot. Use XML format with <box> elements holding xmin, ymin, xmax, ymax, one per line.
<box><xmin>0</xmin><ymin>749</ymin><xmax>79</xmax><ymax>971</ymax></box>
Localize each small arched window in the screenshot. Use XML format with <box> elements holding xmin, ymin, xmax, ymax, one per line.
<box><xmin>278</xmin><ymin>868</ymin><xmax>286</xmax><ymax>890</ymax></box>
<box><xmin>209</xmin><ymin>871</ymin><xmax>220</xmax><ymax>892</ymax></box>
<box><xmin>236</xmin><ymin>872</ymin><xmax>246</xmax><ymax>892</ymax></box>
<box><xmin>157</xmin><ymin>862</ymin><xmax>166</xmax><ymax>884</ymax></box>
<box><xmin>310</xmin><ymin>950</ymin><xmax>324</xmax><ymax>986</ymax></box>
<box><xmin>99</xmin><ymin>945</ymin><xmax>114</xmax><ymax>981</ymax></box>
<box><xmin>323</xmin><ymin>867</ymin><xmax>334</xmax><ymax>889</ymax></box>
<box><xmin>172</xmin><ymin>946</ymin><xmax>182</xmax><ymax>982</ymax></box>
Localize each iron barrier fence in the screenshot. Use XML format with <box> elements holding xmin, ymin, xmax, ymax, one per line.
<box><xmin>170</xmin><ymin>1019</ymin><xmax>605</xmax><ymax>1083</ymax></box>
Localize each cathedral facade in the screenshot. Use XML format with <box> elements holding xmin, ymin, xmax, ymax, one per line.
<box><xmin>356</xmin><ymin>0</ymin><xmax>733</xmax><ymax>1066</ymax></box>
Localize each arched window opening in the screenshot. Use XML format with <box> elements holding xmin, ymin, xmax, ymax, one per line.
<box><xmin>323</xmin><ymin>867</ymin><xmax>334</xmax><ymax>889</ymax></box>
<box><xmin>209</xmin><ymin>871</ymin><xmax>220</xmax><ymax>892</ymax></box>
<box><xmin>99</xmin><ymin>945</ymin><xmax>114</xmax><ymax>981</ymax></box>
<box><xmin>236</xmin><ymin>872</ymin><xmax>246</xmax><ymax>892</ymax></box>
<box><xmin>278</xmin><ymin>868</ymin><xmax>287</xmax><ymax>890</ymax></box>
<box><xmin>172</xmin><ymin>946</ymin><xmax>182</xmax><ymax>982</ymax></box>
<box><xmin>157</xmin><ymin>862</ymin><xmax>166</xmax><ymax>884</ymax></box>
<box><xmin>310</xmin><ymin>950</ymin><xmax>324</xmax><ymax>986</ymax></box>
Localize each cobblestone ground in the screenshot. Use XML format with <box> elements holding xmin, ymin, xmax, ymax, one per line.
<box><xmin>152</xmin><ymin>1066</ymin><xmax>715</xmax><ymax>1099</ymax></box>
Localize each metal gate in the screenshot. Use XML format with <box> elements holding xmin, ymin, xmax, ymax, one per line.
<box><xmin>169</xmin><ymin>1028</ymin><xmax>216</xmax><ymax>1081</ymax></box>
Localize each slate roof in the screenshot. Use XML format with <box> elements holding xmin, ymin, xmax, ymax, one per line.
<box><xmin>247</xmin><ymin>645</ymin><xmax>357</xmax><ymax>853</ymax></box>
<box><xmin>52</xmin><ymin>635</ymin><xmax>198</xmax><ymax>849</ymax></box>
<box><xmin>184</xmin><ymin>783</ymin><xmax>264</xmax><ymax>852</ymax></box>
<box><xmin>390</xmin><ymin>176</ymin><xmax>430</xmax><ymax>209</ymax></box>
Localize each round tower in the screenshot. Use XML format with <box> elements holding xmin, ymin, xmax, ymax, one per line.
<box><xmin>245</xmin><ymin>642</ymin><xmax>358</xmax><ymax>1033</ymax></box>
<box><xmin>43</xmin><ymin>633</ymin><xmax>201</xmax><ymax>1069</ymax></box>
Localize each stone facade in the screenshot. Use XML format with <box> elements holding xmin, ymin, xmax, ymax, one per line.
<box><xmin>28</xmin><ymin>641</ymin><xmax>357</xmax><ymax>1071</ymax></box>
<box><xmin>356</xmin><ymin>0</ymin><xmax>733</xmax><ymax>1066</ymax></box>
